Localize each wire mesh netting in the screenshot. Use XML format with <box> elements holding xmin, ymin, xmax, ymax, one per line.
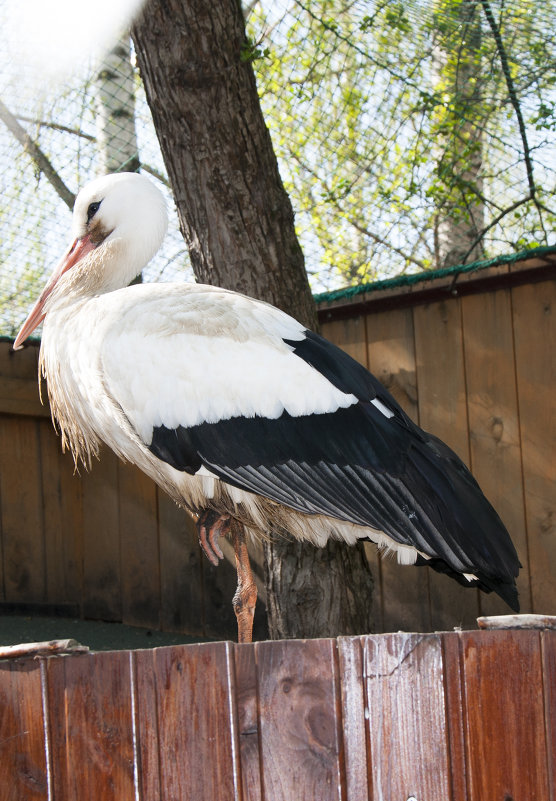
<box><xmin>1</xmin><ymin>0</ymin><xmax>555</xmax><ymax>337</ymax></box>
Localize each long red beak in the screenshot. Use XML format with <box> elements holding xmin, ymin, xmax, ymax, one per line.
<box><xmin>13</xmin><ymin>235</ymin><xmax>95</xmax><ymax>350</ymax></box>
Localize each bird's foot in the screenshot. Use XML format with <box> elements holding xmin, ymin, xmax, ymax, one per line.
<box><xmin>196</xmin><ymin>509</ymin><xmax>231</xmax><ymax>566</ymax></box>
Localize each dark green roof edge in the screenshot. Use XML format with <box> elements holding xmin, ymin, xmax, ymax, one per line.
<box><xmin>313</xmin><ymin>244</ymin><xmax>556</xmax><ymax>305</ymax></box>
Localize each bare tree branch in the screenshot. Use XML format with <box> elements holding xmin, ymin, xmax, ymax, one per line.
<box><xmin>14</xmin><ymin>116</ymin><xmax>96</xmax><ymax>141</ymax></box>
<box><xmin>0</xmin><ymin>98</ymin><xmax>75</xmax><ymax>210</ymax></box>
<box><xmin>454</xmin><ymin>0</ymin><xmax>556</xmax><ymax>260</ymax></box>
<box><xmin>479</xmin><ymin>0</ymin><xmax>536</xmax><ymax>198</ymax></box>
<box><xmin>289</xmin><ymin>151</ymin><xmax>428</xmax><ymax>269</ymax></box>
<box><xmin>462</xmin><ymin>193</ymin><xmax>534</xmax><ymax>261</ymax></box>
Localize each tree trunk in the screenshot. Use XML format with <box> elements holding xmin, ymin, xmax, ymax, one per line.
<box><xmin>95</xmin><ymin>36</ymin><xmax>140</xmax><ymax>175</ymax></box>
<box><xmin>132</xmin><ymin>0</ymin><xmax>374</xmax><ymax>639</ymax></box>
<box><xmin>433</xmin><ymin>0</ymin><xmax>484</xmax><ymax>268</ymax></box>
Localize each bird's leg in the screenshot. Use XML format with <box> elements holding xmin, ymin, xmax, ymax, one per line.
<box><xmin>196</xmin><ymin>510</ymin><xmax>257</xmax><ymax>643</ymax></box>
<box><xmin>230</xmin><ymin>519</ymin><xmax>257</xmax><ymax>645</ymax></box>
<box><xmin>196</xmin><ymin>509</ymin><xmax>230</xmax><ymax>566</ymax></box>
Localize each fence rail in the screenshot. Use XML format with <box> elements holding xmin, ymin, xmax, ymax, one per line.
<box><xmin>1</xmin><ymin>628</ymin><xmax>554</xmax><ymax>800</ymax></box>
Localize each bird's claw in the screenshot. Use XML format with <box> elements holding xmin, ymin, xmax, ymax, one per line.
<box><xmin>196</xmin><ymin>510</ymin><xmax>231</xmax><ymax>566</ymax></box>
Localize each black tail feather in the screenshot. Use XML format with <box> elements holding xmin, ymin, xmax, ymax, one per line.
<box><xmin>415</xmin><ymin>554</ymin><xmax>520</xmax><ymax>612</ymax></box>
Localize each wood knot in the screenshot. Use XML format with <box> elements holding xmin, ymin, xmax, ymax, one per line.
<box><xmin>490</xmin><ymin>416</ymin><xmax>504</xmax><ymax>442</ymax></box>
<box><xmin>306</xmin><ymin>706</ymin><xmax>336</xmax><ymax>752</ymax></box>
<box><xmin>540</xmin><ymin>510</ymin><xmax>554</xmax><ymax>534</ymax></box>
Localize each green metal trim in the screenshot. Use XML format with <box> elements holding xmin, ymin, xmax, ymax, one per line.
<box><xmin>313</xmin><ymin>244</ymin><xmax>556</xmax><ymax>305</ymax></box>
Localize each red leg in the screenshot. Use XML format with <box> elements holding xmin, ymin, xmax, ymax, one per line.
<box><xmin>231</xmin><ymin>520</ymin><xmax>258</xmax><ymax>644</ymax></box>
<box><xmin>196</xmin><ymin>509</ymin><xmax>257</xmax><ymax>643</ymax></box>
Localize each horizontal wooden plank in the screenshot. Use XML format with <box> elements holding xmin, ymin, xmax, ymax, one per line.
<box><xmin>0</xmin><ymin>341</ymin><xmax>49</xmax><ymax>417</ymax></box>
<box><xmin>0</xmin><ymin>376</ymin><xmax>50</xmax><ymax>417</ymax></box>
<box><xmin>0</xmin><ymin>339</ymin><xmax>39</xmax><ymax>379</ymax></box>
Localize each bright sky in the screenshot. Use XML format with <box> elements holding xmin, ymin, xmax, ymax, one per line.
<box><xmin>5</xmin><ymin>0</ymin><xmax>145</xmax><ymax>82</ymax></box>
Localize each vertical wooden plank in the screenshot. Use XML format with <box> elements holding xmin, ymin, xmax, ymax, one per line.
<box><xmin>462</xmin><ymin>289</ymin><xmax>530</xmax><ymax>614</ymax></box>
<box><xmin>541</xmin><ymin>629</ymin><xmax>556</xmax><ymax>800</ymax></box>
<box><xmin>56</xmin><ymin>437</ymin><xmax>84</xmax><ymax>606</ymax></box>
<box><xmin>460</xmin><ymin>629</ymin><xmax>550</xmax><ymax>799</ymax></box>
<box><xmin>39</xmin><ymin>419</ymin><xmax>84</xmax><ymax>606</ymax></box>
<box><xmin>234</xmin><ymin>643</ymin><xmax>263</xmax><ymax>801</ymax></box>
<box><xmin>322</xmin><ymin>316</ymin><xmax>386</xmax><ymax>635</ymax></box>
<box><xmin>81</xmin><ymin>448</ymin><xmax>121</xmax><ymax>621</ymax></box>
<box><xmin>512</xmin><ymin>280</ymin><xmax>556</xmax><ymax>613</ymax></box>
<box><xmin>321</xmin><ymin>315</ymin><xmax>368</xmax><ymax>366</ymax></box>
<box><xmin>366</xmin><ymin>307</ymin><xmax>431</xmax><ymax>634</ymax></box>
<box><xmin>153</xmin><ymin>642</ymin><xmax>241</xmax><ymax>800</ymax></box>
<box><xmin>0</xmin><ymin>416</ymin><xmax>45</xmax><ymax>602</ymax></box>
<box><xmin>0</xmin><ymin>659</ymin><xmax>48</xmax><ymax>800</ymax></box>
<box><xmin>38</xmin><ymin>421</ymin><xmax>66</xmax><ymax>603</ymax></box>
<box><xmin>158</xmin><ymin>490</ymin><xmax>204</xmax><ymax>635</ymax></box>
<box><xmin>365</xmin><ymin>308</ymin><xmax>419</xmax><ymax>422</ymax></box>
<box><xmin>132</xmin><ymin>649</ymin><xmax>162</xmax><ymax>801</ymax></box>
<box><xmin>414</xmin><ymin>298</ymin><xmax>480</xmax><ymax>630</ymax></box>
<box><xmin>119</xmin><ymin>461</ymin><xmax>160</xmax><ymax>629</ymax></box>
<box><xmin>323</xmin><ymin>315</ymin><xmax>387</xmax><ymax>635</ymax></box>
<box><xmin>256</xmin><ymin>638</ymin><xmax>345</xmax><ymax>801</ymax></box>
<box><xmin>414</xmin><ymin>299</ymin><xmax>470</xmax><ymax>459</ymax></box>
<box><xmin>337</xmin><ymin>637</ymin><xmax>371</xmax><ymax>801</ymax></box>
<box><xmin>441</xmin><ymin>632</ymin><xmax>468</xmax><ymax>800</ymax></box>
<box><xmin>46</xmin><ymin>651</ymin><xmax>135</xmax><ymax>800</ymax></box>
<box><xmin>363</xmin><ymin>632</ymin><xmax>451</xmax><ymax>801</ymax></box>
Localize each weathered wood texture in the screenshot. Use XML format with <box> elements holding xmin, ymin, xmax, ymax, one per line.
<box><xmin>0</xmin><ymin>258</ymin><xmax>554</xmax><ymax>636</ymax></box>
<box><xmin>0</xmin><ymin>630</ymin><xmax>554</xmax><ymax>800</ymax></box>
<box><xmin>320</xmin><ymin>260</ymin><xmax>555</xmax><ymax>633</ymax></box>
<box><xmin>0</xmin><ymin>340</ymin><xmax>245</xmax><ymax>641</ymax></box>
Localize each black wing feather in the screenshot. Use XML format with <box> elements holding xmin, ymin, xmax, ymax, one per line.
<box><xmin>149</xmin><ymin>329</ymin><xmax>520</xmax><ymax>609</ymax></box>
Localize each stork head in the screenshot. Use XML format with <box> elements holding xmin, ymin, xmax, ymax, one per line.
<box><xmin>13</xmin><ymin>172</ymin><xmax>168</xmax><ymax>349</ymax></box>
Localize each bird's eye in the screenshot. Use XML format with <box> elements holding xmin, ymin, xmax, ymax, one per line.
<box><xmin>87</xmin><ymin>201</ymin><xmax>101</xmax><ymax>223</ymax></box>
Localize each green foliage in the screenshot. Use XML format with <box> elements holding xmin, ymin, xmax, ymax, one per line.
<box><xmin>1</xmin><ymin>0</ymin><xmax>555</xmax><ymax>325</ymax></box>
<box><xmin>247</xmin><ymin>0</ymin><xmax>556</xmax><ymax>285</ymax></box>
<box><xmin>240</xmin><ymin>36</ymin><xmax>271</xmax><ymax>63</ymax></box>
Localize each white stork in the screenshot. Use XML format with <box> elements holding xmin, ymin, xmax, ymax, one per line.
<box><xmin>14</xmin><ymin>172</ymin><xmax>520</xmax><ymax>641</ymax></box>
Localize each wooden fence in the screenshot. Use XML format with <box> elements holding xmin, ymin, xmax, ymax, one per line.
<box><xmin>1</xmin><ymin>628</ymin><xmax>555</xmax><ymax>800</ymax></box>
<box><xmin>0</xmin><ymin>251</ymin><xmax>554</xmax><ymax>637</ymax></box>
<box><xmin>320</xmin><ymin>253</ymin><xmax>556</xmax><ymax>632</ymax></box>
<box><xmin>0</xmin><ymin>338</ymin><xmax>252</xmax><ymax>641</ymax></box>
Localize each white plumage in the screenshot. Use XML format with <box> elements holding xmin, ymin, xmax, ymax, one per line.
<box><xmin>14</xmin><ymin>172</ymin><xmax>520</xmax><ymax>640</ymax></box>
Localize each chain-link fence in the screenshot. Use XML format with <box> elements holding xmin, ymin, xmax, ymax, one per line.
<box><xmin>1</xmin><ymin>0</ymin><xmax>555</xmax><ymax>337</ymax></box>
